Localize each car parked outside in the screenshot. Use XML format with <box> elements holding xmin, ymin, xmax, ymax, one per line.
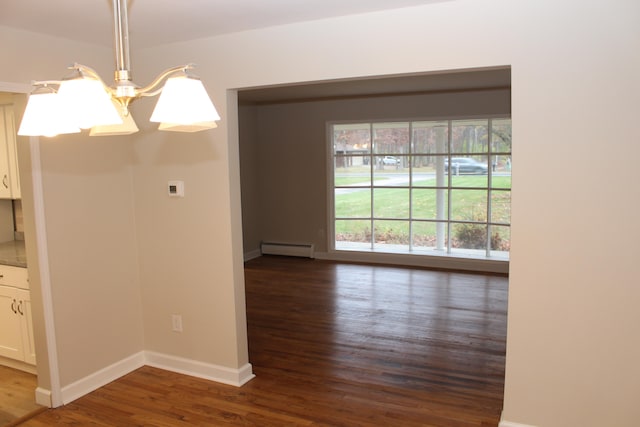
<box><xmin>381</xmin><ymin>156</ymin><xmax>400</xmax><ymax>165</ymax></box>
<box><xmin>444</xmin><ymin>157</ymin><xmax>488</xmax><ymax>174</ymax></box>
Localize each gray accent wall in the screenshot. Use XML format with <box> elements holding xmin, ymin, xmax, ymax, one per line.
<box><xmin>239</xmin><ymin>87</ymin><xmax>511</xmax><ymax>256</ymax></box>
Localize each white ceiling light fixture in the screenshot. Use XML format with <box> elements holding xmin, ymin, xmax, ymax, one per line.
<box><xmin>17</xmin><ymin>83</ymin><xmax>81</xmax><ymax>137</ymax></box>
<box><xmin>18</xmin><ymin>0</ymin><xmax>220</xmax><ymax>138</ymax></box>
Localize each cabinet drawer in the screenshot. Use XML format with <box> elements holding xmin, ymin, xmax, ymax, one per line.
<box><xmin>0</xmin><ymin>265</ymin><xmax>28</xmax><ymax>289</ymax></box>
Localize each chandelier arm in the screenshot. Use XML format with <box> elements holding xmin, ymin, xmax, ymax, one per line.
<box><xmin>31</xmin><ymin>80</ymin><xmax>62</xmax><ymax>87</ymax></box>
<box><xmin>135</xmin><ymin>64</ymin><xmax>195</xmax><ymax>97</ymax></box>
<box><xmin>70</xmin><ymin>63</ymin><xmax>110</xmax><ymax>87</ymax></box>
<box><xmin>69</xmin><ymin>63</ymin><xmax>126</xmax><ymax>99</ymax></box>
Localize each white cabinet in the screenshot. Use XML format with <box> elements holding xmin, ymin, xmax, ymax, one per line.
<box><xmin>0</xmin><ymin>266</ymin><xmax>35</xmax><ymax>365</ymax></box>
<box><xmin>0</xmin><ymin>104</ymin><xmax>20</xmax><ymax>199</ymax></box>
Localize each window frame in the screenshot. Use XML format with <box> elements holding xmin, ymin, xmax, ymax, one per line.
<box><xmin>328</xmin><ymin>116</ymin><xmax>512</xmax><ymax>262</ymax></box>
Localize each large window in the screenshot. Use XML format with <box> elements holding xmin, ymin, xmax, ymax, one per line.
<box><xmin>331</xmin><ymin>118</ymin><xmax>511</xmax><ymax>260</ymax></box>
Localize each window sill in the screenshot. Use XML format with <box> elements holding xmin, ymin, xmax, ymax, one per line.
<box><xmin>318</xmin><ymin>244</ymin><xmax>509</xmax><ymax>274</ymax></box>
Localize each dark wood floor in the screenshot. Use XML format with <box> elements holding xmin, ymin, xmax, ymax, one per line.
<box><xmin>19</xmin><ymin>256</ymin><xmax>508</xmax><ymax>426</ymax></box>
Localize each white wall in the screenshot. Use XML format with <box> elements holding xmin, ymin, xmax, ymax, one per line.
<box><xmin>238</xmin><ymin>106</ymin><xmax>261</xmax><ymax>256</ymax></box>
<box><xmin>139</xmin><ymin>0</ymin><xmax>640</xmax><ymax>425</ymax></box>
<box><xmin>130</xmin><ymin>116</ymin><xmax>249</xmax><ymax>368</ymax></box>
<box><xmin>39</xmin><ymin>135</ymin><xmax>144</xmax><ymax>387</ymax></box>
<box><xmin>503</xmin><ymin>1</ymin><xmax>640</xmax><ymax>424</ymax></box>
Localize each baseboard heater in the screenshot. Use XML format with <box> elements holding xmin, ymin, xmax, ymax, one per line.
<box><xmin>260</xmin><ymin>242</ymin><xmax>315</xmax><ymax>258</ymax></box>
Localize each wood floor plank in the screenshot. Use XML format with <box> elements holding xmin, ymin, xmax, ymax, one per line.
<box><xmin>19</xmin><ymin>256</ymin><xmax>507</xmax><ymax>426</ymax></box>
<box><xmin>0</xmin><ymin>365</ymin><xmax>42</xmax><ymax>426</ymax></box>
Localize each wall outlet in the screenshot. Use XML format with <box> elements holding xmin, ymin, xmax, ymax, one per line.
<box><xmin>171</xmin><ymin>314</ymin><xmax>183</xmax><ymax>332</ymax></box>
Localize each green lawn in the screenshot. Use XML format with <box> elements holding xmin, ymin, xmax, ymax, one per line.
<box><xmin>335</xmin><ymin>175</ymin><xmax>511</xmax><ymax>249</ymax></box>
<box><xmin>334</xmin><ymin>176</ymin><xmax>389</xmax><ymax>186</ymax></box>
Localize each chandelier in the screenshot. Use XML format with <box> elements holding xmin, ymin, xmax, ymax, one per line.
<box><xmin>18</xmin><ymin>0</ymin><xmax>220</xmax><ymax>137</ymax></box>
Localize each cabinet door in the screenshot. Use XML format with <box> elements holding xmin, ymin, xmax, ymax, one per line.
<box><xmin>16</xmin><ymin>289</ymin><xmax>35</xmax><ymax>364</ymax></box>
<box><xmin>0</xmin><ymin>285</ymin><xmax>24</xmax><ymax>360</ymax></box>
<box><xmin>0</xmin><ymin>106</ymin><xmax>11</xmax><ymax>199</ymax></box>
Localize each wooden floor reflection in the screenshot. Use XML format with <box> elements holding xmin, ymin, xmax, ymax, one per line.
<box><xmin>0</xmin><ymin>365</ymin><xmax>43</xmax><ymax>426</ymax></box>
<box><xmin>246</xmin><ymin>256</ymin><xmax>508</xmax><ymax>426</ymax></box>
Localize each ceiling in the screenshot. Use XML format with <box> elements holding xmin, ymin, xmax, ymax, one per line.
<box><xmin>0</xmin><ymin>0</ymin><xmax>449</xmax><ymax>49</ymax></box>
<box><xmin>237</xmin><ymin>68</ymin><xmax>511</xmax><ymax>105</ymax></box>
<box><xmin>0</xmin><ymin>0</ymin><xmax>510</xmax><ymax>104</ymax></box>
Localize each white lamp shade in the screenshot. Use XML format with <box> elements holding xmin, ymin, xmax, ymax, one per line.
<box><xmin>158</xmin><ymin>121</ymin><xmax>218</xmax><ymax>132</ymax></box>
<box><xmin>18</xmin><ymin>91</ymin><xmax>81</xmax><ymax>137</ymax></box>
<box><xmin>90</xmin><ymin>100</ymin><xmax>139</xmax><ymax>136</ymax></box>
<box><xmin>57</xmin><ymin>77</ymin><xmax>122</xmax><ymax>129</ymax></box>
<box><xmin>150</xmin><ymin>76</ymin><xmax>220</xmax><ymax>126</ymax></box>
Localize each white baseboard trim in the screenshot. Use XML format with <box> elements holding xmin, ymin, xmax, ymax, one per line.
<box><xmin>60</xmin><ymin>351</ymin><xmax>146</xmax><ymax>405</ymax></box>
<box><xmin>315</xmin><ymin>250</ymin><xmax>509</xmax><ymax>274</ymax></box>
<box><xmin>57</xmin><ymin>350</ymin><xmax>255</xmax><ymax>406</ymax></box>
<box><xmin>145</xmin><ymin>351</ymin><xmax>255</xmax><ymax>387</ymax></box>
<box><xmin>35</xmin><ymin>387</ymin><xmax>52</xmax><ymax>407</ymax></box>
<box><xmin>499</xmin><ymin>419</ymin><xmax>537</xmax><ymax>427</ymax></box>
<box><xmin>244</xmin><ymin>248</ymin><xmax>262</xmax><ymax>262</ymax></box>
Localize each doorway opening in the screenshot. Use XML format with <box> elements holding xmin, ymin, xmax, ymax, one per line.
<box><xmin>237</xmin><ymin>67</ymin><xmax>511</xmax><ymax>423</ymax></box>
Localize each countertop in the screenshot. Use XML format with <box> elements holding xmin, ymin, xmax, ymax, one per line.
<box><xmin>0</xmin><ymin>240</ymin><xmax>27</xmax><ymax>268</ymax></box>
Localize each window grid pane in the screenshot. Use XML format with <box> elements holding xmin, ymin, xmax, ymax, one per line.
<box><xmin>332</xmin><ymin>118</ymin><xmax>511</xmax><ymax>260</ymax></box>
